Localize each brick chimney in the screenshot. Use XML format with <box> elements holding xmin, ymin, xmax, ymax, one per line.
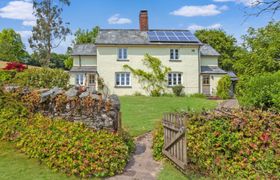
<box><xmin>139</xmin><ymin>10</ymin><xmax>148</xmax><ymax>31</ymax></box>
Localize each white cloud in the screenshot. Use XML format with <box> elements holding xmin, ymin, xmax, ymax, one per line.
<box><xmin>0</xmin><ymin>0</ymin><xmax>35</xmax><ymax>26</ymax></box>
<box><xmin>187</xmin><ymin>23</ymin><xmax>223</xmax><ymax>31</ymax></box>
<box><xmin>22</xmin><ymin>20</ymin><xmax>36</xmax><ymax>26</ymax></box>
<box><xmin>108</xmin><ymin>14</ymin><xmax>132</xmax><ymax>24</ymax></box>
<box><xmin>213</xmin><ymin>0</ymin><xmax>261</xmax><ymax>7</ymax></box>
<box><xmin>170</xmin><ymin>4</ymin><xmax>227</xmax><ymax>17</ymax></box>
<box><xmin>17</xmin><ymin>30</ymin><xmax>32</xmax><ymax>38</ymax></box>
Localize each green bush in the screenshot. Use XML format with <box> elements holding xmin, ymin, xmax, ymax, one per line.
<box><xmin>216</xmin><ymin>75</ymin><xmax>231</xmax><ymax>99</ymax></box>
<box><xmin>11</xmin><ymin>68</ymin><xmax>69</xmax><ymax>89</ymax></box>
<box><xmin>152</xmin><ymin>109</ymin><xmax>280</xmax><ymax>179</ymax></box>
<box><xmin>172</xmin><ymin>85</ymin><xmax>184</xmax><ymax>96</ymax></box>
<box><xmin>0</xmin><ymin>70</ymin><xmax>16</xmax><ymax>85</ymax></box>
<box><xmin>236</xmin><ymin>71</ymin><xmax>280</xmax><ymax>111</ymax></box>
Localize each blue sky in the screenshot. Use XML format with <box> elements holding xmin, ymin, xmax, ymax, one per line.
<box><xmin>0</xmin><ymin>0</ymin><xmax>279</xmax><ymax>53</ymax></box>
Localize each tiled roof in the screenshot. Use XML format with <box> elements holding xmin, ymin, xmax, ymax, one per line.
<box><xmin>72</xmin><ymin>44</ymin><xmax>97</xmax><ymax>56</ymax></box>
<box><xmin>70</xmin><ymin>66</ymin><xmax>97</xmax><ymax>73</ymax></box>
<box><xmin>201</xmin><ymin>66</ymin><xmax>227</xmax><ymax>74</ymax></box>
<box><xmin>200</xmin><ymin>44</ymin><xmax>220</xmax><ymax>56</ymax></box>
<box><xmin>95</xmin><ymin>29</ymin><xmax>202</xmax><ymax>45</ymax></box>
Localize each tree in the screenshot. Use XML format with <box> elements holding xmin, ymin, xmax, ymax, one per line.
<box><xmin>0</xmin><ymin>29</ymin><xmax>28</xmax><ymax>62</ymax></box>
<box><xmin>233</xmin><ymin>21</ymin><xmax>280</xmax><ymax>76</ymax></box>
<box><xmin>29</xmin><ymin>0</ymin><xmax>71</xmax><ymax>67</ymax></box>
<box><xmin>64</xmin><ymin>56</ymin><xmax>73</xmax><ymax>70</ymax></box>
<box><xmin>49</xmin><ymin>53</ymin><xmax>68</xmax><ymax>69</ymax></box>
<box><xmin>195</xmin><ymin>29</ymin><xmax>238</xmax><ymax>71</ymax></box>
<box><xmin>123</xmin><ymin>54</ymin><xmax>171</xmax><ymax>96</ymax></box>
<box><xmin>74</xmin><ymin>26</ymin><xmax>100</xmax><ymax>44</ymax></box>
<box><xmin>247</xmin><ymin>0</ymin><xmax>280</xmax><ymax>16</ymax></box>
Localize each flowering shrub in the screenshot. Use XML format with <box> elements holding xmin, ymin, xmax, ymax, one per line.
<box><xmin>12</xmin><ymin>68</ymin><xmax>69</xmax><ymax>89</ymax></box>
<box><xmin>3</xmin><ymin>62</ymin><xmax>27</xmax><ymax>72</ymax></box>
<box><xmin>152</xmin><ymin>109</ymin><xmax>280</xmax><ymax>179</ymax></box>
<box><xmin>0</xmin><ymin>93</ymin><xmax>134</xmax><ymax>178</ymax></box>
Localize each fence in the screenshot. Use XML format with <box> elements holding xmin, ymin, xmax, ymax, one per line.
<box><xmin>162</xmin><ymin>113</ymin><xmax>187</xmax><ymax>170</ymax></box>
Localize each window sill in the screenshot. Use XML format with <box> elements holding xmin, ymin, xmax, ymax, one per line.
<box><xmin>167</xmin><ymin>85</ymin><xmax>183</xmax><ymax>88</ymax></box>
<box><xmin>169</xmin><ymin>60</ymin><xmax>182</xmax><ymax>62</ymax></box>
<box><xmin>117</xmin><ymin>59</ymin><xmax>129</xmax><ymax>62</ymax></box>
<box><xmin>115</xmin><ymin>86</ymin><xmax>132</xmax><ymax>88</ymax></box>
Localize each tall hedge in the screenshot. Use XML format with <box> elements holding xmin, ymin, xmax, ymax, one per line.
<box><xmin>152</xmin><ymin>110</ymin><xmax>280</xmax><ymax>179</ymax></box>
<box><xmin>11</xmin><ymin>68</ymin><xmax>69</xmax><ymax>89</ymax></box>
<box><xmin>216</xmin><ymin>75</ymin><xmax>231</xmax><ymax>99</ymax></box>
<box><xmin>236</xmin><ymin>71</ymin><xmax>280</xmax><ymax>111</ymax></box>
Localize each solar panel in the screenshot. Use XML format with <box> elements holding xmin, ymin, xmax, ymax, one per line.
<box><xmin>148</xmin><ymin>30</ymin><xmax>200</xmax><ymax>43</ymax></box>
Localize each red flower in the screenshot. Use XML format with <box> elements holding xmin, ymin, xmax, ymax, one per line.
<box><xmin>260</xmin><ymin>132</ymin><xmax>270</xmax><ymax>143</ymax></box>
<box><xmin>3</xmin><ymin>62</ymin><xmax>27</xmax><ymax>72</ymax></box>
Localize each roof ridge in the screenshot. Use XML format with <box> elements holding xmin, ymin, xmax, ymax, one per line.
<box><xmin>99</xmin><ymin>29</ymin><xmax>191</xmax><ymax>32</ymax></box>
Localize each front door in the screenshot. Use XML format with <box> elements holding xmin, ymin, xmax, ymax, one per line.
<box><xmin>87</xmin><ymin>74</ymin><xmax>97</xmax><ymax>91</ymax></box>
<box><xmin>202</xmin><ymin>75</ymin><xmax>210</xmax><ymax>96</ymax></box>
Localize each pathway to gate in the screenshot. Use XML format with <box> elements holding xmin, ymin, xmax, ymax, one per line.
<box><xmin>107</xmin><ymin>133</ymin><xmax>162</xmax><ymax>180</ymax></box>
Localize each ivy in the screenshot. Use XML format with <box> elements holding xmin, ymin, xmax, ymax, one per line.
<box><xmin>123</xmin><ymin>54</ymin><xmax>171</xmax><ymax>96</ymax></box>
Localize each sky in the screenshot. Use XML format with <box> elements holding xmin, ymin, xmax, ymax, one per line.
<box><xmin>0</xmin><ymin>0</ymin><xmax>279</xmax><ymax>53</ymax></box>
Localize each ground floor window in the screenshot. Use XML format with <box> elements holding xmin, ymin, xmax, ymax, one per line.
<box><xmin>168</xmin><ymin>72</ymin><xmax>182</xmax><ymax>86</ymax></box>
<box><xmin>202</xmin><ymin>75</ymin><xmax>210</xmax><ymax>85</ymax></box>
<box><xmin>75</xmin><ymin>74</ymin><xmax>84</xmax><ymax>85</ymax></box>
<box><xmin>88</xmin><ymin>74</ymin><xmax>95</xmax><ymax>85</ymax></box>
<box><xmin>115</xmin><ymin>72</ymin><xmax>131</xmax><ymax>86</ymax></box>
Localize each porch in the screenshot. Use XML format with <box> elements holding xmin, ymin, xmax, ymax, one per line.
<box><xmin>69</xmin><ymin>66</ymin><xmax>98</xmax><ymax>91</ymax></box>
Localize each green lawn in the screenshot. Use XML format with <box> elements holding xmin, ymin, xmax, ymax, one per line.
<box><xmin>158</xmin><ymin>162</ymin><xmax>207</xmax><ymax>180</ymax></box>
<box><xmin>120</xmin><ymin>96</ymin><xmax>217</xmax><ymax>136</ymax></box>
<box><xmin>0</xmin><ymin>141</ymin><xmax>79</xmax><ymax>180</ymax></box>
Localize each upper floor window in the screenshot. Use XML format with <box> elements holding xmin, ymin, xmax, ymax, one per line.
<box><xmin>76</xmin><ymin>74</ymin><xmax>84</xmax><ymax>85</ymax></box>
<box><xmin>168</xmin><ymin>72</ymin><xmax>182</xmax><ymax>86</ymax></box>
<box><xmin>116</xmin><ymin>72</ymin><xmax>131</xmax><ymax>87</ymax></box>
<box><xmin>170</xmin><ymin>49</ymin><xmax>179</xmax><ymax>60</ymax></box>
<box><xmin>118</xmin><ymin>48</ymin><xmax>128</xmax><ymax>60</ymax></box>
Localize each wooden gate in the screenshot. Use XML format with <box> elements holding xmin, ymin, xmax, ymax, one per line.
<box><xmin>162</xmin><ymin>113</ymin><xmax>187</xmax><ymax>170</ymax></box>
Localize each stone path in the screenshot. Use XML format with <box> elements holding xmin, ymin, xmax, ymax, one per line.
<box><xmin>217</xmin><ymin>99</ymin><xmax>239</xmax><ymax>109</ymax></box>
<box><xmin>107</xmin><ymin>133</ymin><xmax>162</xmax><ymax>180</ymax></box>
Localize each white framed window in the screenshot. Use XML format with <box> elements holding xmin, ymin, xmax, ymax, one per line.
<box><xmin>168</xmin><ymin>72</ymin><xmax>182</xmax><ymax>86</ymax></box>
<box><xmin>170</xmin><ymin>49</ymin><xmax>179</xmax><ymax>60</ymax></box>
<box><xmin>118</xmin><ymin>48</ymin><xmax>128</xmax><ymax>60</ymax></box>
<box><xmin>115</xmin><ymin>72</ymin><xmax>131</xmax><ymax>86</ymax></box>
<box><xmin>89</xmin><ymin>74</ymin><xmax>95</xmax><ymax>85</ymax></box>
<box><xmin>75</xmin><ymin>74</ymin><xmax>84</xmax><ymax>85</ymax></box>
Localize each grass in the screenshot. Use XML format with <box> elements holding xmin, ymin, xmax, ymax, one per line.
<box><xmin>0</xmin><ymin>141</ymin><xmax>79</xmax><ymax>180</ymax></box>
<box><xmin>120</xmin><ymin>96</ymin><xmax>217</xmax><ymax>136</ymax></box>
<box><xmin>158</xmin><ymin>162</ymin><xmax>207</xmax><ymax>180</ymax></box>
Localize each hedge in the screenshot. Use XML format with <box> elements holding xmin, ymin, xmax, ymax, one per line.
<box><xmin>0</xmin><ymin>93</ymin><xmax>134</xmax><ymax>178</ymax></box>
<box><xmin>11</xmin><ymin>68</ymin><xmax>69</xmax><ymax>89</ymax></box>
<box><xmin>152</xmin><ymin>109</ymin><xmax>280</xmax><ymax>179</ymax></box>
<box><xmin>236</xmin><ymin>71</ymin><xmax>280</xmax><ymax>111</ymax></box>
<box><xmin>216</xmin><ymin>75</ymin><xmax>231</xmax><ymax>99</ymax></box>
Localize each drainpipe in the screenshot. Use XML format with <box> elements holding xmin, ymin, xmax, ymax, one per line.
<box><xmin>198</xmin><ymin>46</ymin><xmax>201</xmax><ymax>94</ymax></box>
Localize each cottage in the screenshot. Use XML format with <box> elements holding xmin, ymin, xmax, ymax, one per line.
<box><xmin>70</xmin><ymin>10</ymin><xmax>229</xmax><ymax>96</ymax></box>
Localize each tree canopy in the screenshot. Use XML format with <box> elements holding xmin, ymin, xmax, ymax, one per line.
<box><xmin>0</xmin><ymin>29</ymin><xmax>28</xmax><ymax>62</ymax></box>
<box><xmin>195</xmin><ymin>29</ymin><xmax>238</xmax><ymax>71</ymax></box>
<box><xmin>74</xmin><ymin>26</ymin><xmax>100</xmax><ymax>44</ymax></box>
<box><xmin>233</xmin><ymin>21</ymin><xmax>280</xmax><ymax>76</ymax></box>
<box><xmin>29</xmin><ymin>0</ymin><xmax>71</xmax><ymax>67</ymax></box>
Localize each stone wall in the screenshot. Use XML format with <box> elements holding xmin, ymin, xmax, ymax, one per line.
<box><xmin>4</xmin><ymin>86</ymin><xmax>121</xmax><ymax>131</ymax></box>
